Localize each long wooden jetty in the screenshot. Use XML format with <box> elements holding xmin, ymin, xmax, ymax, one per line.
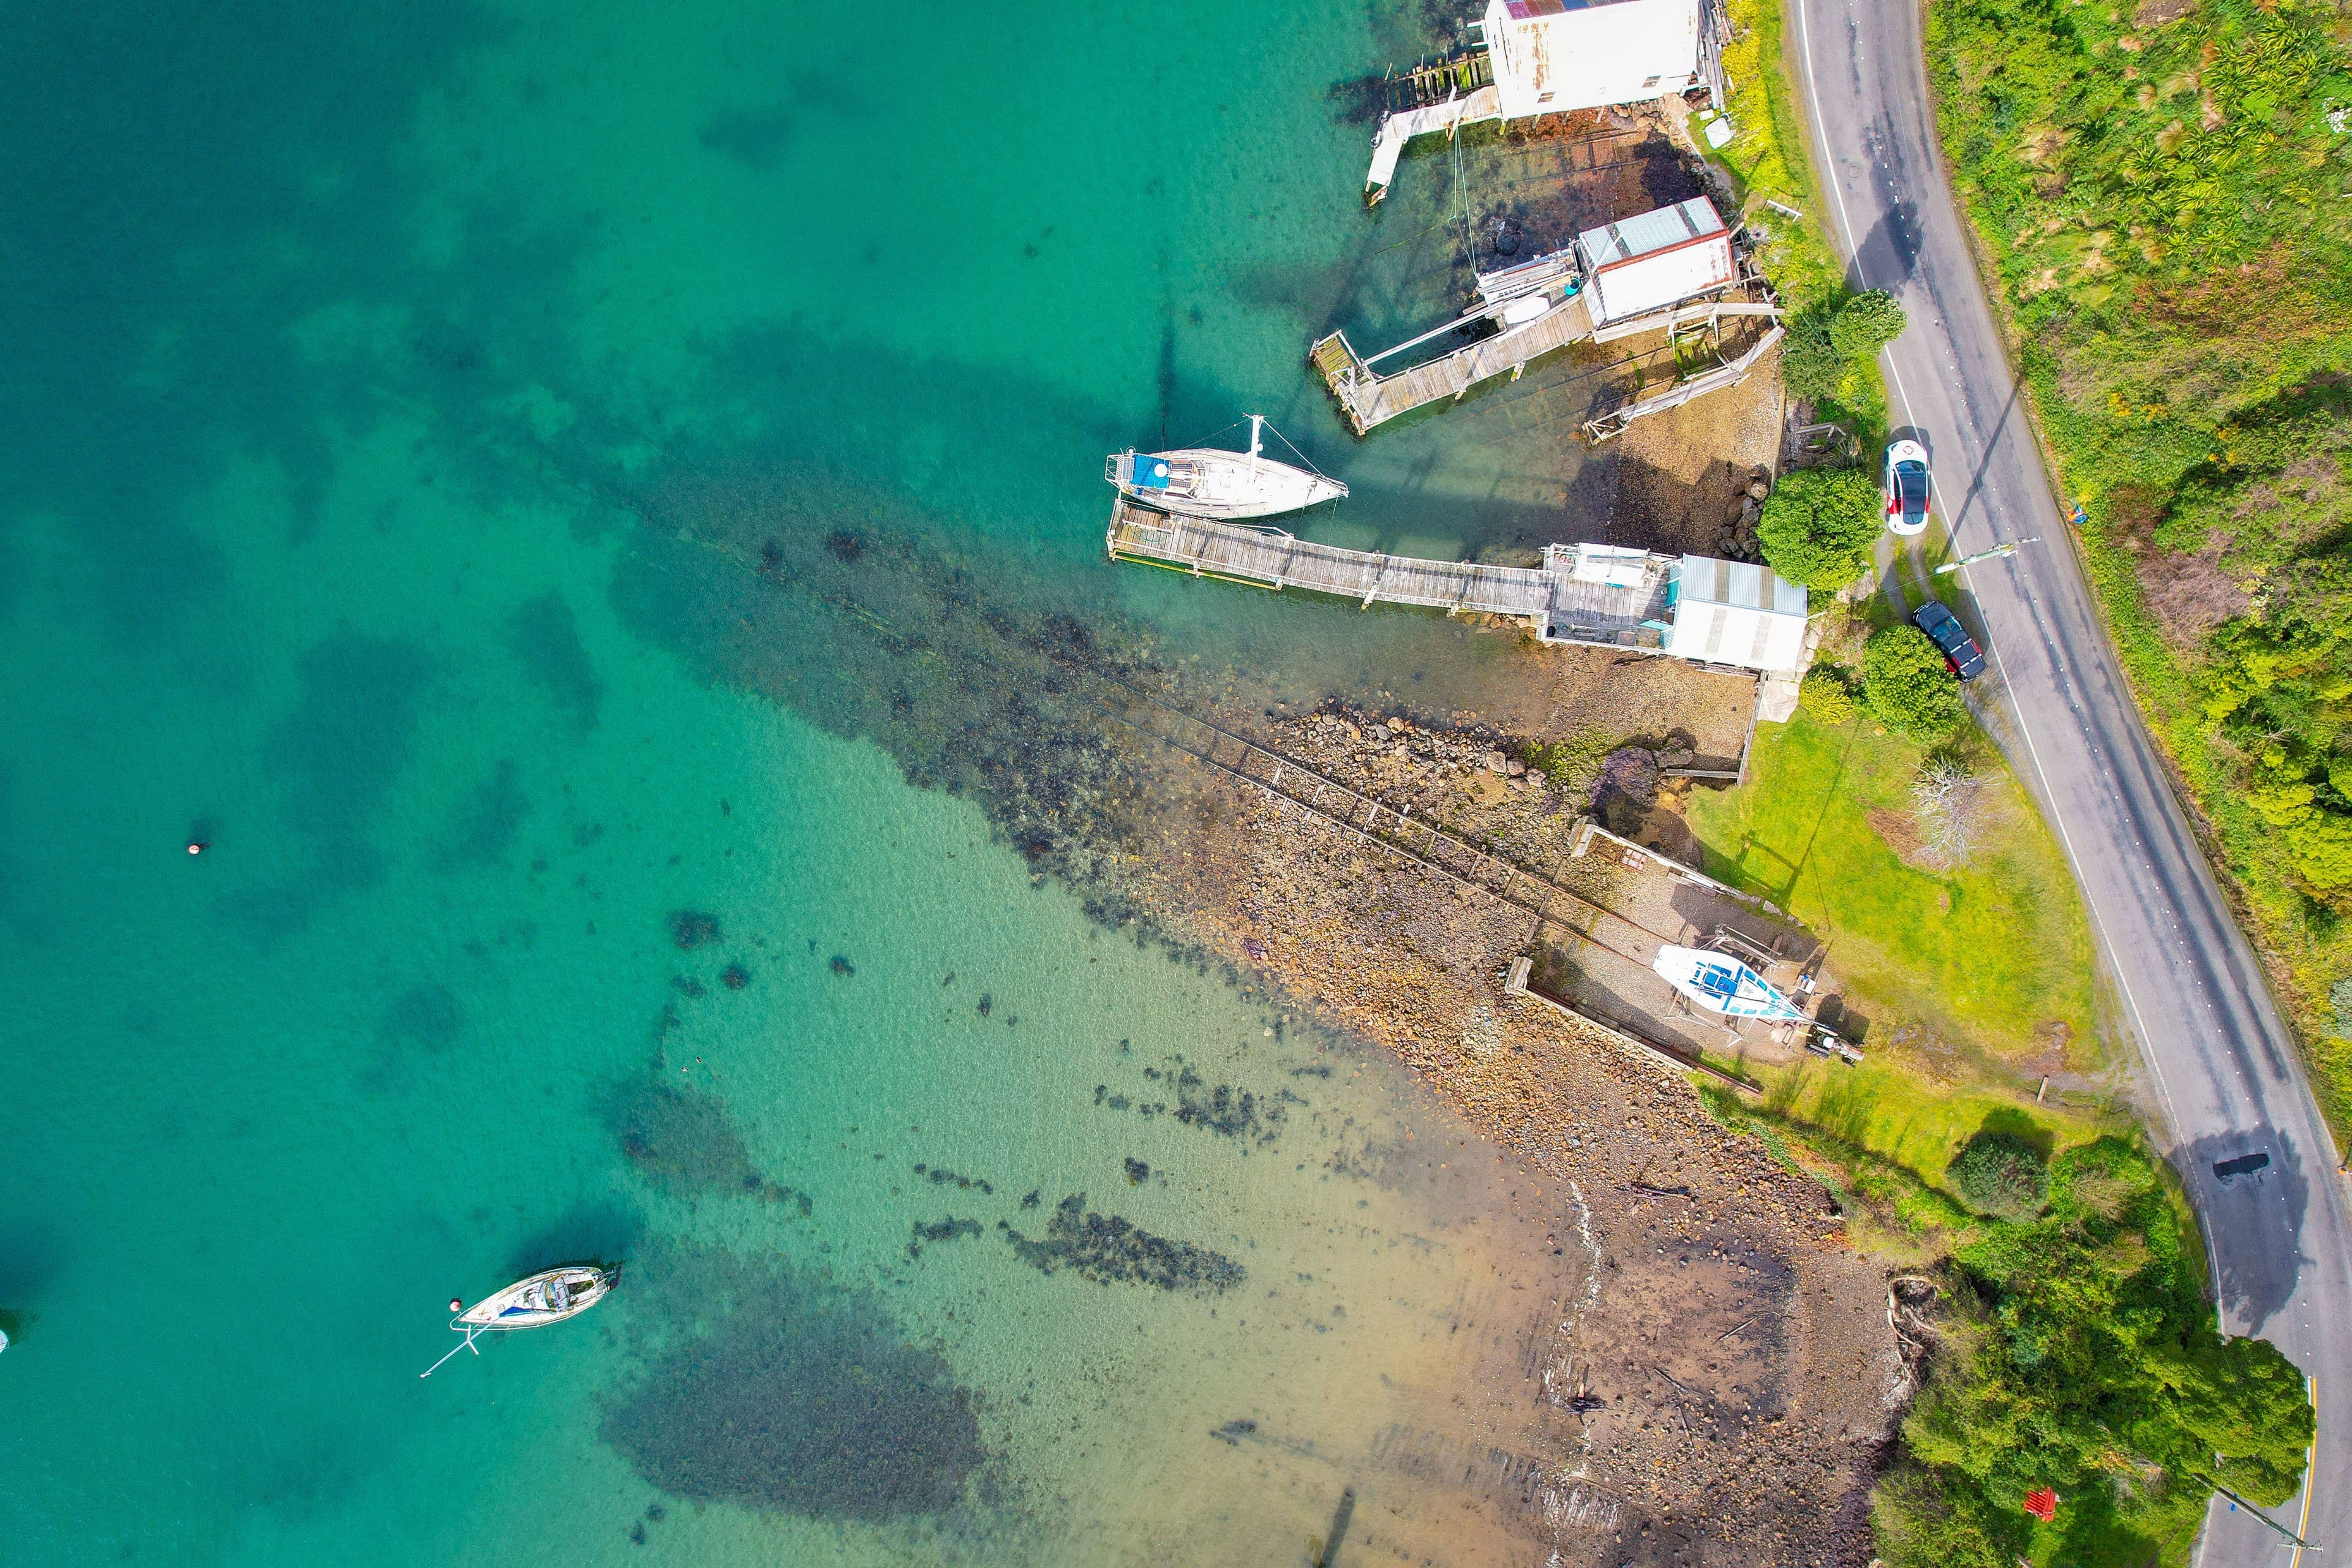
<box><xmin>1107</xmin><ymin>500</ymin><xmax>1554</xmax><ymax>618</ymax></box>
<box><xmin>1311</xmin><ymin>293</ymin><xmax>1594</xmax><ymax>434</ymax></box>
<box><xmin>1106</xmin><ymin>503</ymin><xmax>1675</xmax><ymax>654</ymax></box>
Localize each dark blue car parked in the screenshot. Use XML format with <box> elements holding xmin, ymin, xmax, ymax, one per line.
<box><xmin>1913</xmin><ymin>600</ymin><xmax>1985</xmax><ymax>680</ymax></box>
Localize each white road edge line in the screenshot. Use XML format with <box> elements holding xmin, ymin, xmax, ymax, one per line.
<box><xmin>1789</xmin><ymin>0</ymin><xmax>2184</xmax><ymax>1144</ymax></box>
<box><xmin>1789</xmin><ymin>6</ymin><xmax>2296</xmax><ymax>1561</ymax></box>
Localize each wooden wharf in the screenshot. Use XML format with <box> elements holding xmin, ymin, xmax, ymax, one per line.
<box><xmin>1311</xmin><ymin>293</ymin><xmax>1595</xmax><ymax>434</ymax></box>
<box><xmin>1384</xmin><ymin>48</ymin><xmax>1493</xmax><ymax>112</ymax></box>
<box><xmin>1096</xmin><ymin>691</ymin><xmax>1673</xmax><ymax>970</ymax></box>
<box><xmin>1107</xmin><ymin>500</ymin><xmax>1554</xmax><ymax>620</ymax></box>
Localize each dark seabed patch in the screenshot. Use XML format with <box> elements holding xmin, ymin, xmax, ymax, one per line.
<box><xmin>1001</xmin><ymin>1193</ymin><xmax>1245</xmax><ymax>1295</ymax></box>
<box><xmin>608</xmin><ymin>1075</ymin><xmax>812</xmax><ymax>1215</ymax></box>
<box><xmin>504</xmin><ymin>592</ymin><xmax>602</xmax><ymax>731</ymax></box>
<box><xmin>603</xmin><ymin>1247</ymin><xmax>988</xmax><ymax>1520</ymax></box>
<box><xmin>503</xmin><ymin>1198</ymin><xmax>646</xmax><ymax>1280</ymax></box>
<box><xmin>669</xmin><ymin>910</ymin><xmax>722</xmax><ymax>949</ymax></box>
<box><xmin>359</xmin><ymin>981</ymin><xmax>464</xmax><ymax>1093</ymax></box>
<box><xmin>222</xmin><ymin>634</ymin><xmax>435</xmax><ymax>938</ymax></box>
<box><xmin>432</xmin><ymin>758</ymin><xmax>529</xmax><ymax>870</ymax></box>
<box><xmin>378</xmin><ymin>982</ymin><xmax>463</xmax><ymax>1053</ymax></box>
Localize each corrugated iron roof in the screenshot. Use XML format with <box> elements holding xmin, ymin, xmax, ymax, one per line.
<box><xmin>1577</xmin><ymin>197</ymin><xmax>1726</xmax><ymax>269</ymax></box>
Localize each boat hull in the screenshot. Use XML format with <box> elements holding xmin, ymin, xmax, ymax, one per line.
<box><xmin>1110</xmin><ymin>447</ymin><xmax>1346</xmax><ymax>521</ymax></box>
<box><xmin>1651</xmin><ymin>944</ymin><xmax>1802</xmax><ymax>1022</ymax></box>
<box><xmin>454</xmin><ymin>1264</ymin><xmax>617</xmax><ymax>1332</ymax></box>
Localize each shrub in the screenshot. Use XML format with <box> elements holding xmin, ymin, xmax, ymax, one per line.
<box><xmin>1779</xmin><ymin>307</ymin><xmax>1847</xmax><ymax>403</ymax></box>
<box><xmin>1880</xmin><ymin>1140</ymin><xmax>2315</xmax><ymax>1566</ymax></box>
<box><xmin>1757</xmin><ymin>467</ymin><xmax>1882</xmax><ymax>588</ymax></box>
<box><xmin>1861</xmin><ymin>625</ymin><xmax>1968</xmax><ymax>740</ymax></box>
<box><xmin>1830</xmin><ymin>288</ymin><xmax>1908</xmax><ymax>357</ymax></box>
<box><xmin>1798</xmin><ymin>666</ymin><xmax>1855</xmax><ymax>725</ymax></box>
<box><xmin>1948</xmin><ymin>1131</ymin><xmax>2047</xmax><ymax>1219</ymax></box>
<box><xmin>2286</xmin><ymin>808</ymin><xmax>2352</xmax><ymax>891</ymax></box>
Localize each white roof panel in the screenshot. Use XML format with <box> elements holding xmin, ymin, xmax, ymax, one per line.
<box><xmin>1578</xmin><ymin>197</ymin><xmax>1727</xmax><ymax>268</ymax></box>
<box><xmin>1665</xmin><ymin>554</ymin><xmax>1809</xmax><ymax>673</ymax></box>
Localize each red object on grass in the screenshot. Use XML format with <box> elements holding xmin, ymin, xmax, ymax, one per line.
<box><xmin>2023</xmin><ymin>1488</ymin><xmax>2059</xmax><ymax>1523</ymax></box>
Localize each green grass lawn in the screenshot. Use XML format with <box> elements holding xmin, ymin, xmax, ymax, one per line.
<box><xmin>1682</xmin><ymin>704</ymin><xmax>2096</xmax><ymax>1064</ymax></box>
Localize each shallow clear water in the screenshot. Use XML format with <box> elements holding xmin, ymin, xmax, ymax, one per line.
<box><xmin>1</xmin><ymin>2</ymin><xmax>1605</xmax><ymax>1562</ymax></box>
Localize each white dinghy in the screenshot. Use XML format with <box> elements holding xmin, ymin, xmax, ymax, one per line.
<box><xmin>1107</xmin><ymin>415</ymin><xmax>1347</xmax><ymax>521</ymax></box>
<box><xmin>421</xmin><ymin>1262</ymin><xmax>619</xmax><ymax>1378</ymax></box>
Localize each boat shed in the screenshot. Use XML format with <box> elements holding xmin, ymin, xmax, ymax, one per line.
<box><xmin>1483</xmin><ymin>0</ymin><xmax>1706</xmax><ymax>120</ymax></box>
<box><xmin>1574</xmin><ymin>197</ymin><xmax>1737</xmax><ymax>325</ymax></box>
<box><xmin>1665</xmin><ymin>554</ymin><xmax>1809</xmax><ymax>673</ymax></box>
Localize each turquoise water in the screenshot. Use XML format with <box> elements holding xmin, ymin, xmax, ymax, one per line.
<box><xmin>2</xmin><ymin>3</ymin><xmax>1610</xmax><ymax>1562</ymax></box>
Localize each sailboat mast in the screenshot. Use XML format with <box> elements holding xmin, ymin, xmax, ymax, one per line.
<box><xmin>1248</xmin><ymin>414</ymin><xmax>1264</xmax><ymax>464</ymax></box>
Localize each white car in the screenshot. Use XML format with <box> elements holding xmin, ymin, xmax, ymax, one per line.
<box><xmin>1884</xmin><ymin>439</ymin><xmax>1931</xmax><ymax>536</ymax></box>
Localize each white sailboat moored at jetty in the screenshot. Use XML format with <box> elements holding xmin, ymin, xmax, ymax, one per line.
<box><xmin>420</xmin><ymin>1262</ymin><xmax>619</xmax><ymax>1378</ymax></box>
<box><xmin>1106</xmin><ymin>415</ymin><xmax>1347</xmax><ymax>522</ymax></box>
<box><xmin>1651</xmin><ymin>944</ymin><xmax>1807</xmax><ymax>1024</ymax></box>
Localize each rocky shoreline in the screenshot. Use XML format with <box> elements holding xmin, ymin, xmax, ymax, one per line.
<box><xmin>617</xmin><ymin>491</ymin><xmax>1903</xmax><ymax>1566</ymax></box>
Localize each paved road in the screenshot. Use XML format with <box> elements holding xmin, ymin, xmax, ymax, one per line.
<box><xmin>1790</xmin><ymin>1</ymin><xmax>2349</xmax><ymax>1558</ymax></box>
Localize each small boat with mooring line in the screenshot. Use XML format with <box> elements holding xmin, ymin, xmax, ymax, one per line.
<box><xmin>1106</xmin><ymin>415</ymin><xmax>1347</xmax><ymax>522</ymax></box>
<box><xmin>420</xmin><ymin>1262</ymin><xmax>619</xmax><ymax>1378</ymax></box>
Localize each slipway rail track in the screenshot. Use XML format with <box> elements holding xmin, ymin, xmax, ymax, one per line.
<box><xmin>1792</xmin><ymin>1</ymin><xmax>2351</xmax><ymax>1559</ymax></box>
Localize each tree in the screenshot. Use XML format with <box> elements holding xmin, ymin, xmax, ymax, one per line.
<box><xmin>1877</xmin><ymin>1139</ymin><xmax>2315</xmax><ymax>1568</ymax></box>
<box><xmin>1779</xmin><ymin>306</ymin><xmax>1847</xmax><ymax>402</ymax></box>
<box><xmin>1949</xmin><ymin>1131</ymin><xmax>2047</xmax><ymax>1218</ymax></box>
<box><xmin>1757</xmin><ymin>467</ymin><xmax>1883</xmax><ymax>588</ymax></box>
<box><xmin>1912</xmin><ymin>755</ymin><xmax>1998</xmax><ymax>871</ymax></box>
<box><xmin>1862</xmin><ymin>625</ymin><xmax>1969</xmax><ymax>739</ymax></box>
<box><xmin>1799</xmin><ymin>666</ymin><xmax>1856</xmax><ymax>725</ymax></box>
<box><xmin>1831</xmin><ymin>288</ymin><xmax>1909</xmax><ymax>356</ymax></box>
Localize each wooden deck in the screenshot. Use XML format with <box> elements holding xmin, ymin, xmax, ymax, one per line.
<box><xmin>1310</xmin><ymin>292</ymin><xmax>1595</xmax><ymax>434</ymax></box>
<box><xmin>1107</xmin><ymin>500</ymin><xmax>1553</xmax><ymax>619</ymax></box>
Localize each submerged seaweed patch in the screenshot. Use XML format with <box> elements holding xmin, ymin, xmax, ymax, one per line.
<box><xmin>670</xmin><ymin>910</ymin><xmax>722</xmax><ymax>949</ymax></box>
<box><xmin>906</xmin><ymin>1216</ymin><xmax>982</xmax><ymax>1259</ymax></box>
<box><xmin>1001</xmin><ymin>1193</ymin><xmax>1244</xmax><ymax>1295</ymax></box>
<box><xmin>1102</xmin><ymin>1060</ymin><xmax>1282</xmax><ymax>1144</ymax></box>
<box><xmin>608</xmin><ymin>1077</ymin><xmax>812</xmax><ymax>1215</ymax></box>
<box><xmin>603</xmin><ymin>1248</ymin><xmax>987</xmax><ymax>1520</ymax></box>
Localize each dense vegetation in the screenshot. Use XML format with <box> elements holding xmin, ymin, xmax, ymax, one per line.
<box><xmin>1863</xmin><ymin>624</ymin><xmax>1969</xmax><ymax>739</ymax></box>
<box><xmin>1782</xmin><ymin>288</ymin><xmax>1911</xmax><ymax>403</ymax></box>
<box><xmin>1949</xmin><ymin>1129</ymin><xmax>2049</xmax><ymax>1219</ymax></box>
<box><xmin>1758</xmin><ymin>466</ymin><xmax>1883</xmax><ymax>585</ymax></box>
<box><xmin>1926</xmin><ymin>0</ymin><xmax>2352</xmax><ymax>1126</ymax></box>
<box><xmin>1874</xmin><ymin>1139</ymin><xmax>2312</xmax><ymax>1568</ymax></box>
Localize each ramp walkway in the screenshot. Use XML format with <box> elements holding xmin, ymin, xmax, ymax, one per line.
<box><xmin>1365</xmin><ymin>83</ymin><xmax>1501</xmax><ymax>200</ymax></box>
<box><xmin>1311</xmin><ymin>292</ymin><xmax>1594</xmax><ymax>434</ymax></box>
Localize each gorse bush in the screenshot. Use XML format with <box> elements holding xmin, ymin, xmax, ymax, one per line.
<box><xmin>1948</xmin><ymin>1130</ymin><xmax>2046</xmax><ymax>1218</ymax></box>
<box><xmin>1929</xmin><ymin>0</ymin><xmax>2352</xmax><ymax>1118</ymax></box>
<box><xmin>1875</xmin><ymin>1140</ymin><xmax>2313</xmax><ymax>1568</ymax></box>
<box><xmin>1757</xmin><ymin>467</ymin><xmax>1882</xmax><ymax>587</ymax></box>
<box><xmin>1781</xmin><ymin>292</ymin><xmax>1911</xmax><ymax>407</ymax></box>
<box><xmin>1780</xmin><ymin>307</ymin><xmax>1850</xmax><ymax>404</ymax></box>
<box><xmin>1830</xmin><ymin>289</ymin><xmax>1908</xmax><ymax>357</ymax></box>
<box><xmin>1863</xmin><ymin>625</ymin><xmax>1968</xmax><ymax>740</ymax></box>
<box><xmin>1798</xmin><ymin>665</ymin><xmax>1856</xmax><ymax>725</ymax></box>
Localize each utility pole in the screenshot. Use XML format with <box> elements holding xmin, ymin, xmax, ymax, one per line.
<box><xmin>2209</xmin><ymin>1481</ymin><xmax>2321</xmax><ymax>1553</ymax></box>
<box><xmin>1935</xmin><ymin>537</ymin><xmax>2042</xmax><ymax>575</ymax></box>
